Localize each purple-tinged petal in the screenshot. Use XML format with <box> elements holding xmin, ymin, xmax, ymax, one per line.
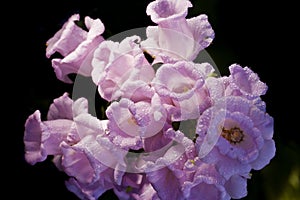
<box><xmin>146</xmin><ymin>166</ymin><xmax>185</xmax><ymax>200</ymax></box>
<box><xmin>250</xmin><ymin>139</ymin><xmax>276</xmax><ymax>170</ymax></box>
<box><xmin>73</xmin><ymin>114</ymin><xmax>105</xmax><ymax>139</ymax></box>
<box><xmin>24</xmin><ymin>109</ymin><xmax>76</xmax><ymax>165</ymax></box>
<box><xmin>153</xmin><ymin>60</ymin><xmax>211</xmax><ymax>120</ymax></box>
<box><xmin>66</xmin><ymin>173</ymin><xmax>114</xmax><ymax>200</ymax></box>
<box><xmin>146</xmin><ymin>0</ymin><xmax>192</xmax><ymax>24</ymax></box>
<box><xmin>61</xmin><ymin>134</ymin><xmax>127</xmax><ymax>188</ymax></box>
<box><xmin>200</xmin><ymin>148</ymin><xmax>252</xmax><ymax>180</ymax></box>
<box><xmin>226</xmin><ymin>64</ymin><xmax>268</xmax><ymax>99</ymax></box>
<box><xmin>24</xmin><ymin>110</ymin><xmax>47</xmax><ymax>165</ymax></box>
<box><xmin>120</xmin><ymin>80</ymin><xmax>155</xmax><ymax>102</ymax></box>
<box><xmin>106</xmin><ymin>95</ymin><xmax>167</xmax><ymax>149</ymax></box>
<box><xmin>196</xmin><ymin>96</ymin><xmax>275</xmax><ymax>174</ymax></box>
<box><xmin>47</xmin><ymin>92</ymin><xmax>74</xmax><ymax>120</ymax></box>
<box><xmin>182</xmin><ymin>163</ymin><xmax>230</xmax><ymax>200</ymax></box>
<box><xmin>250</xmin><ymin>109</ymin><xmax>274</xmax><ymax>140</ymax></box>
<box><xmin>186</xmin><ymin>14</ymin><xmax>215</xmax><ymax>60</ymax></box>
<box><xmin>205</xmin><ymin>77</ymin><xmax>225</xmax><ymax>103</ymax></box>
<box><xmin>46</xmin><ymin>14</ymin><xmax>82</xmax><ymax>58</ymax></box>
<box><xmin>165</xmin><ymin>128</ymin><xmax>196</xmax><ymax>159</ymax></box>
<box><xmin>91</xmin><ymin>40</ymin><xmax>119</xmax><ymax>84</ymax></box>
<box><xmin>92</xmin><ymin>36</ymin><xmax>154</xmax><ymax>101</ymax></box>
<box><xmin>141</xmin><ymin>26</ymin><xmax>196</xmax><ymax>62</ymax></box>
<box><xmin>143</xmin><ymin>124</ymin><xmax>173</xmax><ymax>152</ymax></box>
<box><xmin>46</xmin><ymin>14</ymin><xmax>105</xmax><ymax>83</ymax></box>
<box><xmin>95</xmin><ymin>136</ymin><xmax>128</xmax><ymax>177</ymax></box>
<box><xmin>224</xmin><ymin>174</ymin><xmax>249</xmax><ymax>199</ymax></box>
<box><xmin>24</xmin><ymin>93</ymin><xmax>99</xmax><ymax>166</ymax></box>
<box><xmin>141</xmin><ymin>3</ymin><xmax>215</xmax><ymax>62</ymax></box>
<box><xmin>61</xmin><ymin>139</ymin><xmax>101</xmax><ymax>184</ymax></box>
<box><xmin>47</xmin><ymin>92</ymin><xmax>88</xmax><ymax>120</ymax></box>
<box><xmin>42</xmin><ymin>119</ymin><xmax>75</xmax><ymax>155</ymax></box>
<box><xmin>113</xmin><ymin>173</ymin><xmax>159</xmax><ymax>200</ymax></box>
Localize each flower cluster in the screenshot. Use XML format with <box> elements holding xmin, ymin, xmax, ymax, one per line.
<box><xmin>24</xmin><ymin>0</ymin><xmax>275</xmax><ymax>199</ymax></box>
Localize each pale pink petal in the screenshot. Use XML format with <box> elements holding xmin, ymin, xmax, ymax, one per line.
<box><xmin>46</xmin><ymin>14</ymin><xmax>105</xmax><ymax>83</ymax></box>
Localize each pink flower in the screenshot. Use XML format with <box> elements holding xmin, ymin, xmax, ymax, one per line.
<box><xmin>23</xmin><ymin>92</ymin><xmax>89</xmax><ymax>165</ymax></box>
<box><xmin>92</xmin><ymin>36</ymin><xmax>155</xmax><ymax>101</ymax></box>
<box><xmin>46</xmin><ymin>14</ymin><xmax>105</xmax><ymax>83</ymax></box>
<box><xmin>152</xmin><ymin>60</ymin><xmax>211</xmax><ymax>120</ymax></box>
<box><xmin>105</xmin><ymin>93</ymin><xmax>167</xmax><ymax>150</ymax></box>
<box><xmin>62</xmin><ymin>135</ymin><xmax>128</xmax><ymax>200</ymax></box>
<box><xmin>141</xmin><ymin>0</ymin><xmax>214</xmax><ymax>62</ymax></box>
<box><xmin>139</xmin><ymin>128</ymin><xmax>196</xmax><ymax>200</ymax></box>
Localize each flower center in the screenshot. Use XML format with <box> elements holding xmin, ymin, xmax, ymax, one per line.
<box><xmin>221</xmin><ymin>126</ymin><xmax>244</xmax><ymax>144</ymax></box>
<box><xmin>127</xmin><ymin>116</ymin><xmax>138</xmax><ymax>125</ymax></box>
<box><xmin>125</xmin><ymin>186</ymin><xmax>133</xmax><ymax>193</ymax></box>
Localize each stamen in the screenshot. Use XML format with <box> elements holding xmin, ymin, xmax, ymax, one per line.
<box><xmin>221</xmin><ymin>126</ymin><xmax>244</xmax><ymax>144</ymax></box>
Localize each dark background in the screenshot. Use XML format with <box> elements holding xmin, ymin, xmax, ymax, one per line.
<box><xmin>6</xmin><ymin>0</ymin><xmax>299</xmax><ymax>199</ymax></box>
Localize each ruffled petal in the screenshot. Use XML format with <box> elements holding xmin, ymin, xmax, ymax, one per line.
<box><xmin>24</xmin><ymin>110</ymin><xmax>47</xmax><ymax>165</ymax></box>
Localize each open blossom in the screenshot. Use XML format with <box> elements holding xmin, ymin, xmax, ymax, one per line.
<box><xmin>141</xmin><ymin>0</ymin><xmax>214</xmax><ymax>63</ymax></box>
<box><xmin>63</xmin><ymin>135</ymin><xmax>128</xmax><ymax>200</ymax></box>
<box><xmin>92</xmin><ymin>36</ymin><xmax>155</xmax><ymax>102</ymax></box>
<box><xmin>141</xmin><ymin>129</ymin><xmax>196</xmax><ymax>200</ymax></box>
<box><xmin>196</xmin><ymin>96</ymin><xmax>275</xmax><ymax>178</ymax></box>
<box><xmin>105</xmin><ymin>93</ymin><xmax>167</xmax><ymax>150</ymax></box>
<box><xmin>24</xmin><ymin>92</ymin><xmax>90</xmax><ymax>165</ymax></box>
<box><xmin>152</xmin><ymin>60</ymin><xmax>211</xmax><ymax>121</ymax></box>
<box><xmin>46</xmin><ymin>14</ymin><xmax>105</xmax><ymax>83</ymax></box>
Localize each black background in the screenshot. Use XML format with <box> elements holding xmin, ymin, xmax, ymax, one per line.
<box><xmin>5</xmin><ymin>0</ymin><xmax>299</xmax><ymax>199</ymax></box>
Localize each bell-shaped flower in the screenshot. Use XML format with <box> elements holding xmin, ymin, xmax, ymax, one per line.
<box><xmin>23</xmin><ymin>92</ymin><xmax>90</xmax><ymax>165</ymax></box>
<box><xmin>92</xmin><ymin>36</ymin><xmax>155</xmax><ymax>102</ymax></box>
<box><xmin>152</xmin><ymin>60</ymin><xmax>211</xmax><ymax>121</ymax></box>
<box><xmin>105</xmin><ymin>93</ymin><xmax>167</xmax><ymax>150</ymax></box>
<box><xmin>46</xmin><ymin>14</ymin><xmax>105</xmax><ymax>83</ymax></box>
<box><xmin>141</xmin><ymin>0</ymin><xmax>214</xmax><ymax>63</ymax></box>
<box><xmin>139</xmin><ymin>128</ymin><xmax>196</xmax><ymax>200</ymax></box>
<box><xmin>62</xmin><ymin>134</ymin><xmax>128</xmax><ymax>200</ymax></box>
